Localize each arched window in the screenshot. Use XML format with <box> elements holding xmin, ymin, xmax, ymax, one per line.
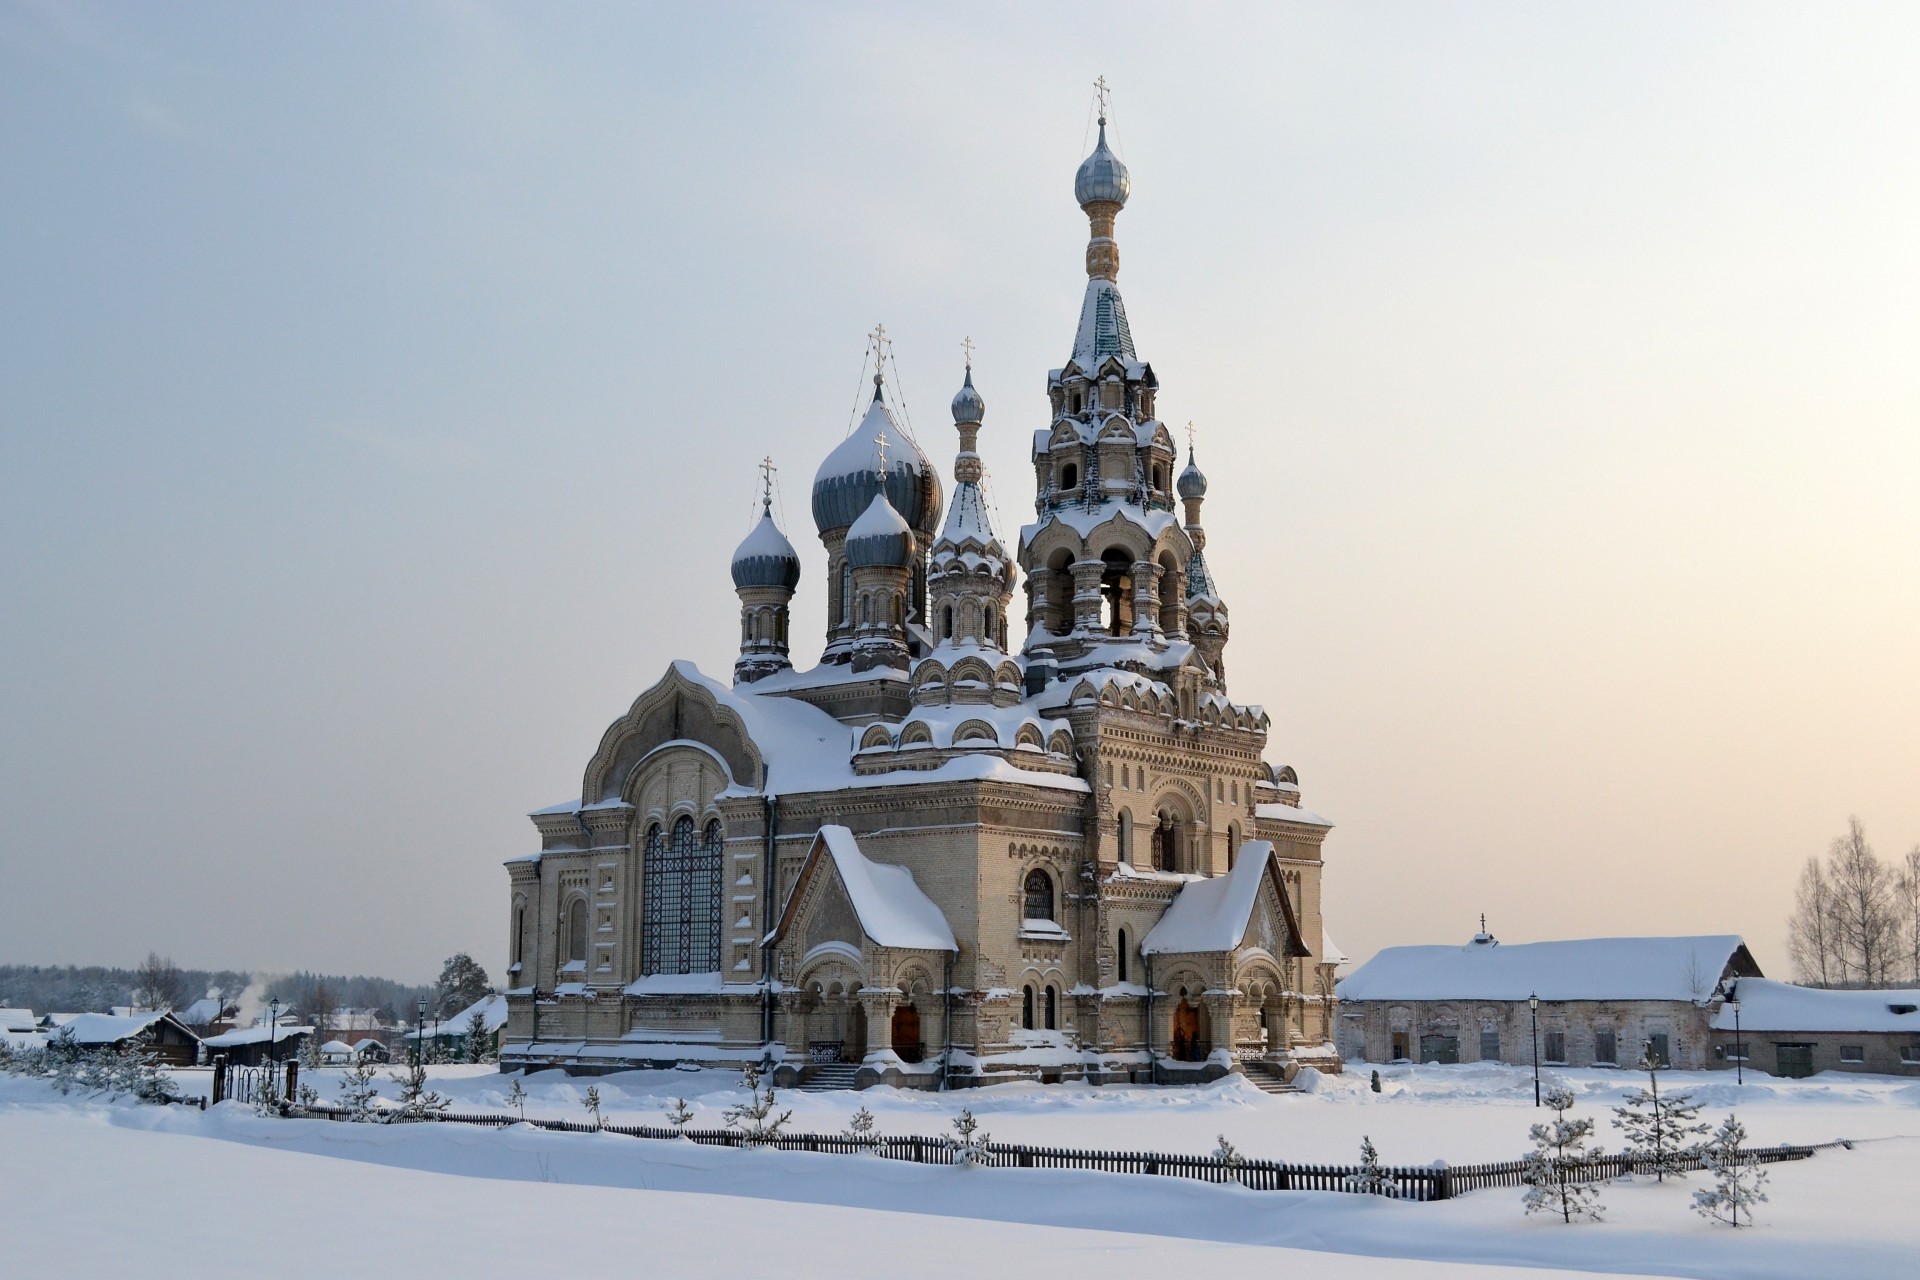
<box><xmin>1070</xmin><ymin>390</ymin><xmax>1083</xmax><ymax>415</ymax></box>
<box><xmin>1153</xmin><ymin>463</ymin><xmax>1166</xmax><ymax>490</ymax></box>
<box><xmin>565</xmin><ymin>898</ymin><xmax>588</xmax><ymax>963</ymax></box>
<box><xmin>1022</xmin><ymin>984</ymin><xmax>1035</xmax><ymax>1031</ymax></box>
<box><xmin>1023</xmin><ymin>869</ymin><xmax>1054</xmax><ymax>922</ymax></box>
<box><xmin>512</xmin><ymin>905</ymin><xmax>526</xmax><ymax>966</ymax></box>
<box><xmin>839</xmin><ymin>562</ymin><xmax>853</xmax><ymax>627</ymax></box>
<box><xmin>642</xmin><ymin>815</ymin><xmax>722</xmax><ymax>975</ymax></box>
<box><xmin>1045</xmin><ymin>986</ymin><xmax>1058</xmax><ymax>1031</ymax></box>
<box><xmin>1117</xmin><ymin>928</ymin><xmax>1129</xmax><ymax>984</ymax></box>
<box><xmin>892</xmin><ymin>594</ymin><xmax>904</xmax><ymax>628</ymax></box>
<box><xmin>1227</xmin><ymin>822</ymin><xmax>1242</xmax><ymax>869</ymax></box>
<box><xmin>860</xmin><ymin>594</ymin><xmax>871</xmax><ymax>627</ymax></box>
<box><xmin>1117</xmin><ymin>810</ymin><xmax>1133</xmax><ymax>864</ymax></box>
<box><xmin>941</xmin><ymin>602</ymin><xmax>953</xmax><ymax>640</ymax></box>
<box><xmin>1061</xmin><ymin>461</ymin><xmax>1079</xmax><ymax>491</ymax></box>
<box><xmin>1153</xmin><ymin>810</ymin><xmax>1175</xmax><ymax>872</ymax></box>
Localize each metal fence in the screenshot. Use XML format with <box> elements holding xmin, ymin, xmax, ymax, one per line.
<box><xmin>293</xmin><ymin>1103</ymin><xmax>1831</xmax><ymax>1202</ymax></box>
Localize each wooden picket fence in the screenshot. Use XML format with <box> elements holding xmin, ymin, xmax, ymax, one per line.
<box><xmin>294</xmin><ymin>1102</ymin><xmax>1831</xmax><ymax>1202</ymax></box>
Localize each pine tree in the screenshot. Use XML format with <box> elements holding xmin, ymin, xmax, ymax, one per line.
<box><xmin>665</xmin><ymin>1096</ymin><xmax>694</xmax><ymax>1129</ymax></box>
<box><xmin>947</xmin><ymin>1108</ymin><xmax>991</xmax><ymax>1167</ymax></box>
<box><xmin>387</xmin><ymin>1058</ymin><xmax>449</xmax><ymax>1122</ymax></box>
<box><xmin>300</xmin><ymin>1029</ymin><xmax>323</xmax><ymax>1071</ymax></box>
<box><xmin>1692</xmin><ymin>1113</ymin><xmax>1770</xmax><ymax>1227</ymax></box>
<box><xmin>464</xmin><ymin>1009</ymin><xmax>492</xmax><ymax>1064</ymax></box>
<box><xmin>339</xmin><ymin>1058</ymin><xmax>380</xmax><ymax>1121</ymax></box>
<box><xmin>506</xmin><ymin>1077</ymin><xmax>528</xmax><ymax>1121</ymax></box>
<box><xmin>43</xmin><ymin>1028</ymin><xmax>84</xmax><ymax>1095</ymax></box>
<box><xmin>722</xmin><ymin>1064</ymin><xmax>792</xmax><ymax>1145</ymax></box>
<box><xmin>1612</xmin><ymin>1040</ymin><xmax>1709</xmax><ymax>1181</ymax></box>
<box><xmin>582</xmin><ymin>1085</ymin><xmax>603</xmax><ymax>1129</ymax></box>
<box><xmin>845</xmin><ymin>1105</ymin><xmax>877</xmax><ymax>1143</ymax></box>
<box><xmin>1346</xmin><ymin>1135</ymin><xmax>1393</xmax><ymax>1196</ymax></box>
<box><xmin>1522</xmin><ymin>1085</ymin><xmax>1606</xmax><ymax>1223</ymax></box>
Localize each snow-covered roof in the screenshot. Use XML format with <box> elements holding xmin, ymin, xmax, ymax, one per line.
<box><xmin>1069</xmin><ymin>276</ymin><xmax>1136</xmax><ymax>369</ymax></box>
<box><xmin>1141</xmin><ymin>841</ymin><xmax>1308</xmax><ymax>958</ymax></box>
<box><xmin>0</xmin><ymin>1008</ymin><xmax>37</xmax><ymax>1033</ymax></box>
<box><xmin>1322</xmin><ymin>930</ymin><xmax>1349</xmax><ymax>966</ymax></box>
<box><xmin>1254</xmin><ymin>802</ymin><xmax>1334</xmax><ymax>828</ymax></box>
<box><xmin>1713</xmin><ymin>978</ymin><xmax>1920</xmax><ymax>1033</ymax></box>
<box><xmin>201</xmin><ymin>1024</ymin><xmax>314</xmax><ymax>1048</ymax></box>
<box><xmin>1337</xmin><ymin>935</ymin><xmax>1755</xmax><ymax>1004</ymax></box>
<box><xmin>321</xmin><ymin>1039</ymin><xmax>355</xmax><ymax>1054</ymax></box>
<box><xmin>52</xmin><ymin>1012</ymin><xmax>176</xmax><ymax>1045</ymax></box>
<box><xmin>771</xmin><ymin>825</ymin><xmax>957</xmax><ymax>952</ymax></box>
<box><xmin>406</xmin><ymin>993</ymin><xmax>507</xmax><ymax>1039</ymax></box>
<box><xmin>177</xmin><ymin>997</ymin><xmax>225</xmax><ymax>1026</ymax></box>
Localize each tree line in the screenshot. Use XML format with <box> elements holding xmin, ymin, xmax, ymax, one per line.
<box><xmin>1787</xmin><ymin>816</ymin><xmax>1920</xmax><ymax>988</ymax></box>
<box><xmin>0</xmin><ymin>959</ymin><xmax>440</xmax><ymax>1022</ymax></box>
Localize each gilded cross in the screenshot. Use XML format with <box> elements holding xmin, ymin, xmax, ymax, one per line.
<box><xmin>874</xmin><ymin>429</ymin><xmax>890</xmax><ymax>475</ymax></box>
<box><xmin>1094</xmin><ymin>75</ymin><xmax>1110</xmax><ymax>125</ymax></box>
<box><xmin>961</xmin><ymin>334</ymin><xmax>975</xmax><ymax>371</ymax></box>
<box><xmin>759</xmin><ymin>455</ymin><xmax>777</xmax><ymax>514</ymax></box>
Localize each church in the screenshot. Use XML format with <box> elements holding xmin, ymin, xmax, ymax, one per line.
<box><xmin>499</xmin><ymin>108</ymin><xmax>1343</xmax><ymax>1089</ymax></box>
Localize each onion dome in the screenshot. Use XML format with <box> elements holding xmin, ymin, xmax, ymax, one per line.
<box><xmin>811</xmin><ymin>381</ymin><xmax>942</xmax><ymax>537</ymax></box>
<box><xmin>845</xmin><ymin>491</ymin><xmax>914</xmax><ymax>568</ymax></box>
<box><xmin>1074</xmin><ymin>119</ymin><xmax>1131</xmax><ymax>209</ymax></box>
<box><xmin>730</xmin><ymin>509</ymin><xmax>801</xmax><ymax>591</ymax></box>
<box><xmin>1177</xmin><ymin>448</ymin><xmax>1208</xmax><ymax>499</ymax></box>
<box><xmin>950</xmin><ymin>367</ymin><xmax>985</xmax><ymax>425</ymax></box>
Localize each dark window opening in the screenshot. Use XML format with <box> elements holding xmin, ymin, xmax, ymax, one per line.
<box><xmin>1044</xmin><ymin>986</ymin><xmax>1058</xmax><ymax>1031</ymax></box>
<box><xmin>1023</xmin><ymin>869</ymin><xmax>1054</xmax><ymax>921</ymax></box>
<box><xmin>1022</xmin><ymin>985</ymin><xmax>1035</xmax><ymax>1031</ymax></box>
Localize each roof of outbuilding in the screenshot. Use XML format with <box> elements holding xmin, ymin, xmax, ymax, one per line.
<box><xmin>1713</xmin><ymin>977</ymin><xmax>1920</xmax><ymax>1033</ymax></box>
<box><xmin>1336</xmin><ymin>934</ymin><xmax>1757</xmax><ymax>1004</ymax></box>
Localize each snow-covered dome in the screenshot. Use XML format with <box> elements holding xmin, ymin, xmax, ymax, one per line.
<box><xmin>1075</xmin><ymin>120</ymin><xmax>1131</xmax><ymax>209</ymax></box>
<box><xmin>950</xmin><ymin>367</ymin><xmax>985</xmax><ymax>425</ymax></box>
<box><xmin>844</xmin><ymin>491</ymin><xmax>914</xmax><ymax>568</ymax></box>
<box><xmin>730</xmin><ymin>510</ymin><xmax>801</xmax><ymax>591</ymax></box>
<box><xmin>811</xmin><ymin>385</ymin><xmax>942</xmax><ymax>537</ymax></box>
<box><xmin>1177</xmin><ymin>449</ymin><xmax>1208</xmax><ymax>498</ymax></box>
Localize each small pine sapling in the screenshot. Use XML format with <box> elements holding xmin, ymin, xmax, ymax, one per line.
<box><xmin>338</xmin><ymin>1058</ymin><xmax>380</xmax><ymax>1121</ymax></box>
<box><xmin>582</xmin><ymin>1085</ymin><xmax>603</xmax><ymax>1129</ymax></box>
<box><xmin>1692</xmin><ymin>1113</ymin><xmax>1769</xmax><ymax>1228</ymax></box>
<box><xmin>1212</xmin><ymin>1134</ymin><xmax>1247</xmax><ymax>1183</ymax></box>
<box><xmin>845</xmin><ymin>1105</ymin><xmax>878</xmax><ymax>1143</ymax></box>
<box><xmin>506</xmin><ymin>1077</ymin><xmax>528</xmax><ymax>1121</ymax></box>
<box><xmin>1522</xmin><ymin>1085</ymin><xmax>1606</xmax><ymax>1223</ymax></box>
<box><xmin>722</xmin><ymin>1064</ymin><xmax>793</xmax><ymax>1145</ymax></box>
<box><xmin>296</xmin><ymin>1083</ymin><xmax>320</xmax><ymax>1111</ymax></box>
<box><xmin>387</xmin><ymin>1058</ymin><xmax>450</xmax><ymax>1122</ymax></box>
<box><xmin>947</xmin><ymin>1108</ymin><xmax>991</xmax><ymax>1167</ymax></box>
<box><xmin>300</xmin><ymin>1031</ymin><xmax>323</xmax><ymax>1072</ymax></box>
<box><xmin>665</xmin><ymin>1096</ymin><xmax>695</xmax><ymax>1130</ymax></box>
<box><xmin>1611</xmin><ymin>1040</ymin><xmax>1709</xmax><ymax>1182</ymax></box>
<box><xmin>1346</xmin><ymin>1135</ymin><xmax>1393</xmax><ymax>1196</ymax></box>
<box><xmin>465</xmin><ymin>1010</ymin><xmax>492</xmax><ymax>1064</ymax></box>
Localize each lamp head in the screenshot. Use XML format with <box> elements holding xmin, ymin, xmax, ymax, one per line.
<box><xmin>1528</xmin><ymin>992</ymin><xmax>1539</xmax><ymax>1012</ymax></box>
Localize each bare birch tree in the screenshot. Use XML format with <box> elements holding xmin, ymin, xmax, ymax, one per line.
<box><xmin>1828</xmin><ymin>817</ymin><xmax>1895</xmax><ymax>986</ymax></box>
<box><xmin>1789</xmin><ymin>818</ymin><xmax>1909</xmax><ymax>988</ymax></box>
<box><xmin>1787</xmin><ymin>857</ymin><xmax>1836</xmax><ymax>987</ymax></box>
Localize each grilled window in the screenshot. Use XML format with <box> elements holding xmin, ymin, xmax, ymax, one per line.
<box><xmin>642</xmin><ymin>817</ymin><xmax>722</xmax><ymax>975</ymax></box>
<box><xmin>1023</xmin><ymin>869</ymin><xmax>1054</xmax><ymax>922</ymax></box>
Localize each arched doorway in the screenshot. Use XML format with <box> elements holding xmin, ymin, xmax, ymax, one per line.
<box><xmin>846</xmin><ymin>1000</ymin><xmax>868</xmax><ymax>1061</ymax></box>
<box><xmin>1171</xmin><ymin>992</ymin><xmax>1208</xmax><ymax>1063</ymax></box>
<box><xmin>890</xmin><ymin>1003</ymin><xmax>922</xmax><ymax>1064</ymax></box>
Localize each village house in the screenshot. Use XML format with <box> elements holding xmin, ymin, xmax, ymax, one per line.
<box><xmin>1714</xmin><ymin>978</ymin><xmax>1920</xmax><ymax>1078</ymax></box>
<box><xmin>1335</xmin><ymin>930</ymin><xmax>1761</xmax><ymax>1070</ymax></box>
<box><xmin>51</xmin><ymin>1012</ymin><xmax>201</xmax><ymax>1067</ymax></box>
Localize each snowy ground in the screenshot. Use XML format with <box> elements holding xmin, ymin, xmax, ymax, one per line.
<box><xmin>6</xmin><ymin>1061</ymin><xmax>1917</xmax><ymax>1279</ymax></box>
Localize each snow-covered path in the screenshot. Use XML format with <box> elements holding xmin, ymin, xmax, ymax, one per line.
<box><xmin>5</xmin><ymin>1071</ymin><xmax>1917</xmax><ymax>1279</ymax></box>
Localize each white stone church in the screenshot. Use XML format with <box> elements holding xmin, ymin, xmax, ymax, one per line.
<box><xmin>500</xmin><ymin>111</ymin><xmax>1343</xmax><ymax>1088</ymax></box>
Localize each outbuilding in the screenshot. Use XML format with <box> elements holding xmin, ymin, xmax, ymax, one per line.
<box><xmin>199</xmin><ymin>1023</ymin><xmax>314</xmax><ymax>1067</ymax></box>
<box><xmin>1713</xmin><ymin>978</ymin><xmax>1920</xmax><ymax>1077</ymax></box>
<box><xmin>50</xmin><ymin>1012</ymin><xmax>201</xmax><ymax>1066</ymax></box>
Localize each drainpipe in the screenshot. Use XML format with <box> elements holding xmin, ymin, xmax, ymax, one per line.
<box><xmin>941</xmin><ymin>951</ymin><xmax>954</xmax><ymax>1092</ymax></box>
<box><xmin>1143</xmin><ymin>954</ymin><xmax>1155</xmax><ymax>1085</ymax></box>
<box><xmin>761</xmin><ymin>791</ymin><xmax>778</xmax><ymax>1051</ymax></box>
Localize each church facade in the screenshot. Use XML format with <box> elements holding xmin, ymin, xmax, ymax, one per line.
<box><xmin>499</xmin><ymin>114</ymin><xmax>1343</xmax><ymax>1088</ymax></box>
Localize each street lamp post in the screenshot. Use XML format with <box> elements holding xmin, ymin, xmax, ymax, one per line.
<box><xmin>416</xmin><ymin>998</ymin><xmax>427</xmax><ymax>1068</ymax></box>
<box><xmin>1528</xmin><ymin>992</ymin><xmax>1541</xmax><ymax>1107</ymax></box>
<box><xmin>266</xmin><ymin>997</ymin><xmax>280</xmax><ymax>1101</ymax></box>
<box><xmin>1720</xmin><ymin>979</ymin><xmax>1745</xmax><ymax>1086</ymax></box>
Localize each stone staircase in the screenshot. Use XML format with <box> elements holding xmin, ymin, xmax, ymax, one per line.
<box><xmin>798</xmin><ymin>1063</ymin><xmax>862</xmax><ymax>1093</ymax></box>
<box><xmin>1241</xmin><ymin>1060</ymin><xmax>1301</xmax><ymax>1095</ymax></box>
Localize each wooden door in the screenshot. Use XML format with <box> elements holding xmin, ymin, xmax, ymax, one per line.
<box><xmin>1171</xmin><ymin>999</ymin><xmax>1201</xmax><ymax>1062</ymax></box>
<box><xmin>1775</xmin><ymin>1044</ymin><xmax>1814</xmax><ymax>1079</ymax></box>
<box><xmin>891</xmin><ymin>1004</ymin><xmax>922</xmax><ymax>1064</ymax></box>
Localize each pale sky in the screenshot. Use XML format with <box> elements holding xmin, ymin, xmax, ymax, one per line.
<box><xmin>3</xmin><ymin>3</ymin><xmax>1916</xmax><ymax>985</ymax></box>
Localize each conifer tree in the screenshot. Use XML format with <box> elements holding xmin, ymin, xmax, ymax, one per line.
<box><xmin>1612</xmin><ymin>1040</ymin><xmax>1709</xmax><ymax>1181</ymax></box>
<box><xmin>387</xmin><ymin>1057</ymin><xmax>449</xmax><ymax>1122</ymax></box>
<box><xmin>464</xmin><ymin>1009</ymin><xmax>492</xmax><ymax>1064</ymax></box>
<box><xmin>722</xmin><ymin>1064</ymin><xmax>792</xmax><ymax>1145</ymax></box>
<box><xmin>1522</xmin><ymin>1085</ymin><xmax>1606</xmax><ymax>1223</ymax></box>
<box><xmin>665</xmin><ymin>1096</ymin><xmax>694</xmax><ymax>1129</ymax></box>
<box><xmin>582</xmin><ymin>1085</ymin><xmax>603</xmax><ymax>1129</ymax></box>
<box><xmin>1692</xmin><ymin>1113</ymin><xmax>1770</xmax><ymax>1227</ymax></box>
<box><xmin>1346</xmin><ymin>1135</ymin><xmax>1393</xmax><ymax>1196</ymax></box>
<box><xmin>845</xmin><ymin>1105</ymin><xmax>877</xmax><ymax>1142</ymax></box>
<box><xmin>339</xmin><ymin>1057</ymin><xmax>380</xmax><ymax>1121</ymax></box>
<box><xmin>506</xmin><ymin>1077</ymin><xmax>528</xmax><ymax>1121</ymax></box>
<box><xmin>946</xmin><ymin>1108</ymin><xmax>991</xmax><ymax>1166</ymax></box>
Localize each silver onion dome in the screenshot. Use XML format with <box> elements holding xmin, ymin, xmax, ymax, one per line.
<box><xmin>1075</xmin><ymin>120</ymin><xmax>1131</xmax><ymax>208</ymax></box>
<box><xmin>1177</xmin><ymin>448</ymin><xmax>1208</xmax><ymax>499</ymax></box>
<box><xmin>844</xmin><ymin>491</ymin><xmax>914</xmax><ymax>568</ymax></box>
<box><xmin>950</xmin><ymin>366</ymin><xmax>985</xmax><ymax>424</ymax></box>
<box><xmin>731</xmin><ymin>510</ymin><xmax>802</xmax><ymax>591</ymax></box>
<box><xmin>810</xmin><ymin>383</ymin><xmax>942</xmax><ymax>537</ymax></box>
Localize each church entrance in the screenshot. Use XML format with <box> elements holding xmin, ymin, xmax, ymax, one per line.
<box><xmin>1170</xmin><ymin>996</ymin><xmax>1209</xmax><ymax>1062</ymax></box>
<box><xmin>890</xmin><ymin>1003</ymin><xmax>922</xmax><ymax>1064</ymax></box>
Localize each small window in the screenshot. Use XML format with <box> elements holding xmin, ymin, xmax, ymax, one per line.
<box><xmin>1070</xmin><ymin>391</ymin><xmax>1083</xmax><ymax>414</ymax></box>
<box><xmin>1044</xmin><ymin>986</ymin><xmax>1058</xmax><ymax>1031</ymax></box>
<box><xmin>1117</xmin><ymin>928</ymin><xmax>1129</xmax><ymax>984</ymax></box>
<box><xmin>1890</xmin><ymin>1003</ymin><xmax>1917</xmax><ymax>1015</ymax></box>
<box><xmin>1544</xmin><ymin>1031</ymin><xmax>1567</xmax><ymax>1064</ymax></box>
<box><xmin>1594</xmin><ymin>1031</ymin><xmax>1617</xmax><ymax>1065</ymax></box>
<box><xmin>1153</xmin><ymin>464</ymin><xmax>1166</xmax><ymax>490</ymax></box>
<box><xmin>565</xmin><ymin>899</ymin><xmax>588</xmax><ymax>963</ymax></box>
<box><xmin>1479</xmin><ymin>1028</ymin><xmax>1500</xmax><ymax>1061</ymax></box>
<box><xmin>1839</xmin><ymin>1045</ymin><xmax>1865</xmax><ymax>1063</ymax></box>
<box><xmin>1646</xmin><ymin>1032</ymin><xmax>1670</xmax><ymax>1067</ymax></box>
<box><xmin>1023</xmin><ymin>869</ymin><xmax>1054</xmax><ymax>922</ymax></box>
<box><xmin>1021</xmin><ymin>985</ymin><xmax>1035</xmax><ymax>1031</ymax></box>
<box><xmin>1061</xmin><ymin>462</ymin><xmax>1079</xmax><ymax>491</ymax></box>
<box><xmin>1390</xmin><ymin>1031</ymin><xmax>1409</xmax><ymax>1062</ymax></box>
<box><xmin>1901</xmin><ymin>1044</ymin><xmax>1920</xmax><ymax>1064</ymax></box>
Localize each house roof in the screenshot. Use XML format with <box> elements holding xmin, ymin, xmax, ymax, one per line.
<box><xmin>53</xmin><ymin>1012</ymin><xmax>193</xmax><ymax>1045</ymax></box>
<box><xmin>1714</xmin><ymin>978</ymin><xmax>1920</xmax><ymax>1033</ymax></box>
<box><xmin>406</xmin><ymin>993</ymin><xmax>508</xmax><ymax>1040</ymax></box>
<box><xmin>768</xmin><ymin>825</ymin><xmax>957</xmax><ymax>952</ymax></box>
<box><xmin>200</xmin><ymin>1024</ymin><xmax>314</xmax><ymax>1048</ymax></box>
<box><xmin>0</xmin><ymin>1008</ymin><xmax>37</xmax><ymax>1034</ymax></box>
<box><xmin>1140</xmin><ymin>841</ymin><xmax>1311</xmax><ymax>958</ymax></box>
<box><xmin>1337</xmin><ymin>934</ymin><xmax>1758</xmax><ymax>1004</ymax></box>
